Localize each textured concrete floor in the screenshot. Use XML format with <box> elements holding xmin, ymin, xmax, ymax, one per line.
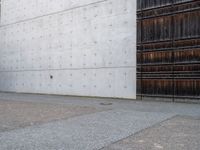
<box><xmin>102</xmin><ymin>116</ymin><xmax>200</xmax><ymax>150</ymax></box>
<box><xmin>0</xmin><ymin>92</ymin><xmax>199</xmax><ymax>150</ymax></box>
<box><xmin>0</xmin><ymin>110</ymin><xmax>173</xmax><ymax>150</ymax></box>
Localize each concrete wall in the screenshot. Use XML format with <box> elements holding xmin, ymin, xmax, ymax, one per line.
<box><xmin>0</xmin><ymin>0</ymin><xmax>136</xmax><ymax>99</ymax></box>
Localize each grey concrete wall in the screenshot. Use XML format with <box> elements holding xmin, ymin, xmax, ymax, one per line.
<box><xmin>0</xmin><ymin>0</ymin><xmax>136</xmax><ymax>99</ymax></box>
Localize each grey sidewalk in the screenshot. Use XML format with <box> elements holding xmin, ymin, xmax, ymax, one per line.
<box><xmin>102</xmin><ymin>116</ymin><xmax>200</xmax><ymax>150</ymax></box>
<box><xmin>0</xmin><ymin>92</ymin><xmax>199</xmax><ymax>150</ymax></box>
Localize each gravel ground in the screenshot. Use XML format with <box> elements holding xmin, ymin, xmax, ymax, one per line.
<box><xmin>102</xmin><ymin>116</ymin><xmax>200</xmax><ymax>150</ymax></box>
<box><xmin>0</xmin><ymin>100</ymin><xmax>104</xmax><ymax>132</ymax></box>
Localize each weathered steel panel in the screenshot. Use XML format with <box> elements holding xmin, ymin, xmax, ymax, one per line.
<box><xmin>137</xmin><ymin>0</ymin><xmax>200</xmax><ymax>100</ymax></box>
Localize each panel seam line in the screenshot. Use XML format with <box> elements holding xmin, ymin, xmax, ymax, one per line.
<box><xmin>0</xmin><ymin>0</ymin><xmax>108</xmax><ymax>28</ymax></box>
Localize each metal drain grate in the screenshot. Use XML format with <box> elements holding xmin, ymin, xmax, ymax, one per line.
<box><xmin>100</xmin><ymin>102</ymin><xmax>113</xmax><ymax>106</ymax></box>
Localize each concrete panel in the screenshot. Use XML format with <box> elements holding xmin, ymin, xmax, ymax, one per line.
<box><xmin>0</xmin><ymin>0</ymin><xmax>137</xmax><ymax>99</ymax></box>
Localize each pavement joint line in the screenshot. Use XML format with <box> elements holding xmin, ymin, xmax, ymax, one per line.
<box><xmin>98</xmin><ymin>114</ymin><xmax>178</xmax><ymax>150</ymax></box>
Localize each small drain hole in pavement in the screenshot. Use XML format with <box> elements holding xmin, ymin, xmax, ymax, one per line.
<box><xmin>100</xmin><ymin>102</ymin><xmax>113</xmax><ymax>106</ymax></box>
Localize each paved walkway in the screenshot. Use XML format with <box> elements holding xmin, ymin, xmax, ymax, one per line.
<box><xmin>103</xmin><ymin>116</ymin><xmax>200</xmax><ymax>150</ymax></box>
<box><xmin>0</xmin><ymin>92</ymin><xmax>199</xmax><ymax>150</ymax></box>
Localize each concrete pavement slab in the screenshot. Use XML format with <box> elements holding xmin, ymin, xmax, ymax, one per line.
<box><xmin>102</xmin><ymin>116</ymin><xmax>200</xmax><ymax>150</ymax></box>
<box><xmin>0</xmin><ymin>109</ymin><xmax>174</xmax><ymax>150</ymax></box>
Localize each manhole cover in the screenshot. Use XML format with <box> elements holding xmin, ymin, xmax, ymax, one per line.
<box><xmin>100</xmin><ymin>102</ymin><xmax>113</xmax><ymax>106</ymax></box>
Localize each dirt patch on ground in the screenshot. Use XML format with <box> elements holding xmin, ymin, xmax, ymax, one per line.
<box><xmin>0</xmin><ymin>100</ymin><xmax>104</xmax><ymax>132</ymax></box>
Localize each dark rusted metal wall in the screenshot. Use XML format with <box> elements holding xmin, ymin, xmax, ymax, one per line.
<box><xmin>137</xmin><ymin>0</ymin><xmax>200</xmax><ymax>101</ymax></box>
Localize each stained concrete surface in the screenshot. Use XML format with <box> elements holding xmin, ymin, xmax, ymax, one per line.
<box><xmin>0</xmin><ymin>92</ymin><xmax>199</xmax><ymax>150</ymax></box>
<box><xmin>0</xmin><ymin>92</ymin><xmax>199</xmax><ymax>117</ymax></box>
<box><xmin>0</xmin><ymin>100</ymin><xmax>104</xmax><ymax>132</ymax></box>
<box><xmin>102</xmin><ymin>116</ymin><xmax>200</xmax><ymax>150</ymax></box>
